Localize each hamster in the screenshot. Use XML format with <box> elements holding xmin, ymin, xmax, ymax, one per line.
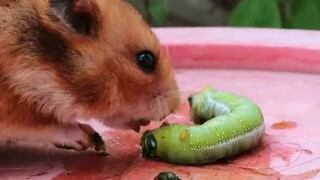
<box><xmin>0</xmin><ymin>0</ymin><xmax>180</xmax><ymax>152</ymax></box>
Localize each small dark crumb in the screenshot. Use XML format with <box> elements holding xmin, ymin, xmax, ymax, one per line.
<box><xmin>154</xmin><ymin>172</ymin><xmax>180</xmax><ymax>180</ymax></box>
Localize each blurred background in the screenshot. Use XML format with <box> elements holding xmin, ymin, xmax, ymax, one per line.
<box><xmin>126</xmin><ymin>0</ymin><xmax>320</xmax><ymax>30</ymax></box>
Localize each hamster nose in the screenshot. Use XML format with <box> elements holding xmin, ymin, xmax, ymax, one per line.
<box><xmin>188</xmin><ymin>95</ymin><xmax>193</xmax><ymax>106</ymax></box>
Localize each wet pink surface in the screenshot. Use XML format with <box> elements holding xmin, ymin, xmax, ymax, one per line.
<box><xmin>1</xmin><ymin>28</ymin><xmax>320</xmax><ymax>179</ymax></box>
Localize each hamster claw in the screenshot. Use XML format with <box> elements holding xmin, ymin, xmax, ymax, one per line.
<box><xmin>91</xmin><ymin>132</ymin><xmax>106</xmax><ymax>153</ymax></box>
<box><xmin>78</xmin><ymin>123</ymin><xmax>106</xmax><ymax>152</ymax></box>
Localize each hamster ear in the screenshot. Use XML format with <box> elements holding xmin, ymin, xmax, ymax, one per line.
<box><xmin>49</xmin><ymin>0</ymin><xmax>99</xmax><ymax>36</ymax></box>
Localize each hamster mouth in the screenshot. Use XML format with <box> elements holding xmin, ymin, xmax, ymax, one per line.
<box><xmin>127</xmin><ymin>119</ymin><xmax>152</xmax><ymax>132</ymax></box>
<box><xmin>125</xmin><ymin>112</ymin><xmax>172</xmax><ymax>132</ymax></box>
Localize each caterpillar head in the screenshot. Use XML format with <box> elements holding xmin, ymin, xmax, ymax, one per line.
<box><xmin>140</xmin><ymin>130</ymin><xmax>158</xmax><ymax>158</ymax></box>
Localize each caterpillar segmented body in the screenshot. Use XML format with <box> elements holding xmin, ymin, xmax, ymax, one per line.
<box><xmin>140</xmin><ymin>86</ymin><xmax>265</xmax><ymax>165</ymax></box>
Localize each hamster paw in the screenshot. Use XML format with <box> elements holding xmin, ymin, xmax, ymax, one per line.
<box><xmin>78</xmin><ymin>123</ymin><xmax>106</xmax><ymax>153</ymax></box>
<box><xmin>53</xmin><ymin>123</ymin><xmax>106</xmax><ymax>153</ymax></box>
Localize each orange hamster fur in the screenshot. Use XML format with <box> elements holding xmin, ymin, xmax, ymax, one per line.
<box><xmin>0</xmin><ymin>0</ymin><xmax>180</xmax><ymax>152</ymax></box>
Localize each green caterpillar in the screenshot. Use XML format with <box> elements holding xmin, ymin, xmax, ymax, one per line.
<box><xmin>140</xmin><ymin>86</ymin><xmax>265</xmax><ymax>165</ymax></box>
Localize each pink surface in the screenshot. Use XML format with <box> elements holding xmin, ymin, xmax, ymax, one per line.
<box><xmin>1</xmin><ymin>28</ymin><xmax>320</xmax><ymax>180</ymax></box>
<box><xmin>154</xmin><ymin>27</ymin><xmax>320</xmax><ymax>74</ymax></box>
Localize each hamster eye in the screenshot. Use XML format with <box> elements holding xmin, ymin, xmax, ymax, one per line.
<box><xmin>135</xmin><ymin>50</ymin><xmax>157</xmax><ymax>72</ymax></box>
